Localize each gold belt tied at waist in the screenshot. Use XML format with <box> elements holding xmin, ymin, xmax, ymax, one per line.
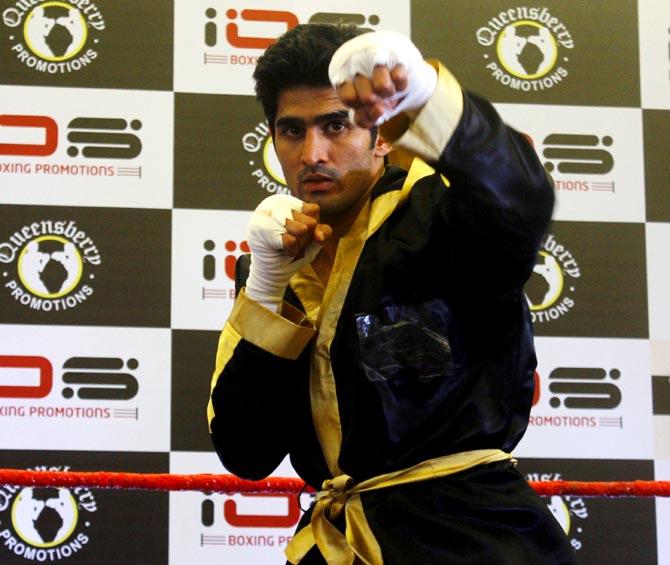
<box><xmin>285</xmin><ymin>448</ymin><xmax>514</xmax><ymax>565</ymax></box>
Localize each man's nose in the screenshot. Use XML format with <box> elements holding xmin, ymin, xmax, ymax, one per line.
<box><xmin>301</xmin><ymin>128</ymin><xmax>327</xmax><ymax>165</ymax></box>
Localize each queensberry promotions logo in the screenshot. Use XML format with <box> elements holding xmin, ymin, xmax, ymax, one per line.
<box><xmin>527</xmin><ymin>472</ymin><xmax>589</xmax><ymax>552</ymax></box>
<box><xmin>476</xmin><ymin>6</ymin><xmax>574</xmax><ymax>92</ymax></box>
<box><xmin>242</xmin><ymin>120</ymin><xmax>290</xmax><ymax>196</ymax></box>
<box><xmin>524</xmin><ymin>234</ymin><xmax>579</xmax><ymax>324</ymax></box>
<box><xmin>0</xmin><ymin>220</ymin><xmax>100</xmax><ymax>312</ymax></box>
<box><xmin>2</xmin><ymin>0</ymin><xmax>106</xmax><ymax>75</ymax></box>
<box><xmin>0</xmin><ymin>468</ymin><xmax>97</xmax><ymax>562</ymax></box>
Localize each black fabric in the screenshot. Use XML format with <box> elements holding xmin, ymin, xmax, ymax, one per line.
<box><xmin>330</xmin><ymin>93</ymin><xmax>553</xmax><ymax>481</ymax></box>
<box><xmin>234</xmin><ymin>253</ymin><xmax>251</xmax><ymax>294</ymax></box>
<box><xmin>366</xmin><ymin>462</ymin><xmax>576</xmax><ymax>565</ymax></box>
<box><xmin>288</xmin><ymin>462</ymin><xmax>577</xmax><ymax>565</ymax></box>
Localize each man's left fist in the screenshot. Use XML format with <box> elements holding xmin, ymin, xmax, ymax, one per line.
<box><xmin>328</xmin><ymin>30</ymin><xmax>437</xmax><ymax>128</ymax></box>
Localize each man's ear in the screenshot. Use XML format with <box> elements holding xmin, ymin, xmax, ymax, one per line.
<box><xmin>373</xmin><ymin>133</ymin><xmax>392</xmax><ymax>158</ymax></box>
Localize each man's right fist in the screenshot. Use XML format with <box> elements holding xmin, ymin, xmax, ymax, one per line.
<box><xmin>245</xmin><ymin>194</ymin><xmax>330</xmax><ymax>313</ymax></box>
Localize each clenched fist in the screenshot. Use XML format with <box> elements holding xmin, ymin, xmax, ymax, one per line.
<box><xmin>328</xmin><ymin>30</ymin><xmax>437</xmax><ymax>128</ymax></box>
<box><xmin>245</xmin><ymin>194</ymin><xmax>332</xmax><ymax>313</ymax></box>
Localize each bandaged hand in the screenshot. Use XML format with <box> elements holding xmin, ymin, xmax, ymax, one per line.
<box><xmin>328</xmin><ymin>30</ymin><xmax>437</xmax><ymax>128</ymax></box>
<box><xmin>245</xmin><ymin>194</ymin><xmax>330</xmax><ymax>313</ymax></box>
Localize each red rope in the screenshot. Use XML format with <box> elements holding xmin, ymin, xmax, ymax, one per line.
<box><xmin>0</xmin><ymin>469</ymin><xmax>669</xmax><ymax>497</ymax></box>
<box><xmin>0</xmin><ymin>469</ymin><xmax>308</xmax><ymax>495</ymax></box>
<box><xmin>531</xmin><ymin>480</ymin><xmax>670</xmax><ymax>497</ymax></box>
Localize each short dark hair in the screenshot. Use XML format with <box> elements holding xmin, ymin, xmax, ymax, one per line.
<box><xmin>253</xmin><ymin>24</ymin><xmax>368</xmax><ymax>129</ymax></box>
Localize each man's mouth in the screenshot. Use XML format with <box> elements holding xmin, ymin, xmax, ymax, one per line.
<box><xmin>301</xmin><ymin>174</ymin><xmax>335</xmax><ymax>192</ymax></box>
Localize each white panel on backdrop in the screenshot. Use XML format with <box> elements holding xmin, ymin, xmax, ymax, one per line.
<box><xmin>494</xmin><ymin>103</ymin><xmax>645</xmax><ymax>223</ymax></box>
<box><xmin>174</xmin><ymin>0</ymin><xmax>411</xmax><ymax>95</ymax></box>
<box><xmin>647</xmin><ymin>223</ymin><xmax>670</xmax><ymax>339</ymax></box>
<box><xmin>514</xmin><ymin>337</ymin><xmax>653</xmax><ymax>459</ymax></box>
<box><xmin>0</xmin><ymin>86</ymin><xmax>173</xmax><ymax>209</ymax></box>
<box><xmin>0</xmin><ymin>325</ymin><xmax>170</xmax><ymax>451</ymax></box>
<box><xmin>172</xmin><ymin>208</ymin><xmax>251</xmax><ymax>330</ymax></box>
<box><xmin>639</xmin><ymin>0</ymin><xmax>670</xmax><ymax>109</ymax></box>
<box><xmin>169</xmin><ymin>452</ymin><xmax>305</xmax><ymax>565</ymax></box>
<box><xmin>655</xmin><ymin>459</ymin><xmax>670</xmax><ymax>565</ymax></box>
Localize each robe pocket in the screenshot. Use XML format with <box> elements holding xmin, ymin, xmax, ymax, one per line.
<box><xmin>355</xmin><ymin>300</ymin><xmax>457</xmax><ymax>440</ymax></box>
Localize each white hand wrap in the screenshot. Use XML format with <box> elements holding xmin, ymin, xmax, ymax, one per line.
<box><xmin>328</xmin><ymin>30</ymin><xmax>437</xmax><ymax>125</ymax></box>
<box><xmin>245</xmin><ymin>194</ymin><xmax>321</xmax><ymax>313</ymax></box>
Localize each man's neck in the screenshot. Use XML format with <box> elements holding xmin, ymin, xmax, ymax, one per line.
<box><xmin>312</xmin><ymin>165</ymin><xmax>385</xmax><ymax>286</ymax></box>
<box><xmin>313</xmin><ymin>194</ymin><xmax>371</xmax><ymax>287</ymax></box>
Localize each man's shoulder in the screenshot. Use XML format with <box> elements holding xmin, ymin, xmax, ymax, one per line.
<box><xmin>370</xmin><ymin>165</ymin><xmax>409</xmax><ymax>199</ymax></box>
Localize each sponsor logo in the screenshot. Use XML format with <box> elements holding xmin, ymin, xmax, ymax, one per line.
<box><xmin>0</xmin><ymin>355</ymin><xmax>51</xmax><ymax>399</ymax></box>
<box><xmin>242</xmin><ymin>119</ymin><xmax>289</xmax><ymax>195</ymax></box>
<box><xmin>208</xmin><ymin>8</ymin><xmax>298</xmax><ymax>51</ymax></box>
<box><xmin>0</xmin><ymin>114</ymin><xmax>143</xmax><ymax>179</ymax></box>
<box><xmin>0</xmin><ymin>354</ymin><xmax>140</xmax><ymax>420</ymax></box>
<box><xmin>542</xmin><ymin>133</ymin><xmax>615</xmax><ymax>194</ymax></box>
<box><xmin>531</xmin><ymin>369</ymin><xmax>540</xmax><ymax>406</ymax></box>
<box><xmin>203</xmin><ymin>8</ymin><xmax>381</xmax><ymax>66</ymax></box>
<box><xmin>530</xmin><ymin>368</ymin><xmax>624</xmax><ymax>429</ymax></box>
<box><xmin>2</xmin><ymin>0</ymin><xmax>105</xmax><ymax>75</ymax></box>
<box><xmin>0</xmin><ymin>220</ymin><xmax>100</xmax><ymax>313</ymax></box>
<box><xmin>476</xmin><ymin>6</ymin><xmax>574</xmax><ymax>92</ymax></box>
<box><xmin>525</xmin><ymin>234</ymin><xmax>579</xmax><ymax>324</ymax></box>
<box><xmin>547</xmin><ymin>367</ymin><xmax>621</xmax><ymax>410</ymax></box>
<box><xmin>0</xmin><ymin>467</ymin><xmax>97</xmax><ymax>562</ymax></box>
<box><xmin>527</xmin><ymin>472</ymin><xmax>588</xmax><ymax>552</ymax></box>
<box><xmin>202</xmin><ymin>238</ymin><xmax>249</xmax><ymax>300</ymax></box>
<box><xmin>199</xmin><ymin>492</ymin><xmax>310</xmax><ymax>547</ymax></box>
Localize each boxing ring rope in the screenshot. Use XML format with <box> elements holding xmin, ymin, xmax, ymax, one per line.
<box><xmin>1</xmin><ymin>469</ymin><xmax>669</xmax><ymax>497</ymax></box>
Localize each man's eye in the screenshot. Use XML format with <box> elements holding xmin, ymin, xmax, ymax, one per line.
<box><xmin>280</xmin><ymin>126</ymin><xmax>303</xmax><ymax>137</ymax></box>
<box><xmin>326</xmin><ymin>120</ymin><xmax>348</xmax><ymax>133</ymax></box>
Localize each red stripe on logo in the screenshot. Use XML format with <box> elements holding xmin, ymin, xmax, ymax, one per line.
<box><xmin>0</xmin><ymin>355</ymin><xmax>53</xmax><ymax>398</ymax></box>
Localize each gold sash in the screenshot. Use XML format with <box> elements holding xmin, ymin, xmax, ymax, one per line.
<box><xmin>285</xmin><ymin>449</ymin><xmax>514</xmax><ymax>565</ymax></box>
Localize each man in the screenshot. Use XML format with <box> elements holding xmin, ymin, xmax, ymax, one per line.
<box><xmin>207</xmin><ymin>23</ymin><xmax>576</xmax><ymax>564</ymax></box>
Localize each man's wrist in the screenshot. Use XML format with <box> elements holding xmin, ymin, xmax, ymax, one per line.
<box><xmin>244</xmin><ymin>277</ymin><xmax>285</xmax><ymax>314</ymax></box>
<box><xmin>380</xmin><ymin>60</ymin><xmax>463</xmax><ymax>162</ymax></box>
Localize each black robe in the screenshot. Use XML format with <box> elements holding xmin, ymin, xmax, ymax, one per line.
<box><xmin>208</xmin><ymin>64</ymin><xmax>577</xmax><ymax>564</ymax></box>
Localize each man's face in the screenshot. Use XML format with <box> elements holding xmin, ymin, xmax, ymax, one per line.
<box><xmin>273</xmin><ymin>85</ymin><xmax>386</xmax><ymax>222</ymax></box>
